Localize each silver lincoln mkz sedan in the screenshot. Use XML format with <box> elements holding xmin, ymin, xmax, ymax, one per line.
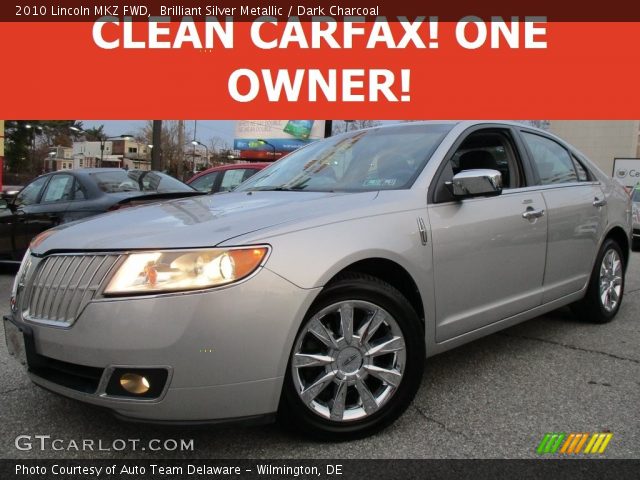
<box><xmin>4</xmin><ymin>122</ymin><xmax>633</xmax><ymax>439</ymax></box>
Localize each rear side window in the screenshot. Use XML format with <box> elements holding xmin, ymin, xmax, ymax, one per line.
<box><xmin>220</xmin><ymin>169</ymin><xmax>250</xmax><ymax>192</ymax></box>
<box><xmin>522</xmin><ymin>132</ymin><xmax>578</xmax><ymax>185</ymax></box>
<box><xmin>41</xmin><ymin>175</ymin><xmax>74</xmax><ymax>203</ymax></box>
<box><xmin>73</xmin><ymin>179</ymin><xmax>86</xmax><ymax>200</ymax></box>
<box><xmin>571</xmin><ymin>155</ymin><xmax>590</xmax><ymax>182</ymax></box>
<box><xmin>190</xmin><ymin>172</ymin><xmax>220</xmax><ymax>193</ymax></box>
<box><xmin>242</xmin><ymin>168</ymin><xmax>260</xmax><ymax>182</ymax></box>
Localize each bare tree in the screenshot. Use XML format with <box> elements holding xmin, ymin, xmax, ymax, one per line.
<box><xmin>138</xmin><ymin>121</ymin><xmax>193</xmax><ymax>177</ymax></box>
<box><xmin>208</xmin><ymin>137</ymin><xmax>228</xmax><ymax>153</ymax></box>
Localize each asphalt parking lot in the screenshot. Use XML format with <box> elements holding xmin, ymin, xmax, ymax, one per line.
<box><xmin>1</xmin><ymin>254</ymin><xmax>639</xmax><ymax>460</ymax></box>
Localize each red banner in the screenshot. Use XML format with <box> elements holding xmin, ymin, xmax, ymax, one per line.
<box><xmin>2</xmin><ymin>21</ymin><xmax>639</xmax><ymax>119</ymax></box>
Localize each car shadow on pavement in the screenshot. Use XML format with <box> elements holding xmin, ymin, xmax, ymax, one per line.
<box><xmin>0</xmin><ymin>264</ymin><xmax>19</xmax><ymax>276</ymax></box>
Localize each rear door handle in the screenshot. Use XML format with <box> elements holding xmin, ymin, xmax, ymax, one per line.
<box><xmin>522</xmin><ymin>208</ymin><xmax>545</xmax><ymax>220</ymax></box>
<box><xmin>593</xmin><ymin>197</ymin><xmax>607</xmax><ymax>208</ymax></box>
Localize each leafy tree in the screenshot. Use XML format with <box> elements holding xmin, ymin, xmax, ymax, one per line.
<box><xmin>4</xmin><ymin>120</ymin><xmax>83</xmax><ymax>174</ymax></box>
<box><xmin>82</xmin><ymin>125</ymin><xmax>106</xmax><ymax>141</ymax></box>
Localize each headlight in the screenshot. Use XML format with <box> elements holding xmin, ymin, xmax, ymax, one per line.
<box><xmin>11</xmin><ymin>249</ymin><xmax>31</xmax><ymax>310</ymax></box>
<box><xmin>104</xmin><ymin>247</ymin><xmax>269</xmax><ymax>295</ymax></box>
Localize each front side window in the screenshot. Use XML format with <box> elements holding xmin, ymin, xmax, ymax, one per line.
<box><xmin>14</xmin><ymin>176</ymin><xmax>49</xmax><ymax>207</ymax></box>
<box><xmin>237</xmin><ymin>124</ymin><xmax>453</xmax><ymax>193</ymax></box>
<box><xmin>522</xmin><ymin>132</ymin><xmax>578</xmax><ymax>185</ymax></box>
<box><xmin>449</xmin><ymin>130</ymin><xmax>522</xmax><ymax>189</ymax></box>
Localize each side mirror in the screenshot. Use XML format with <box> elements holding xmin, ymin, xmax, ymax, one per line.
<box><xmin>445</xmin><ymin>169</ymin><xmax>503</xmax><ymax>198</ymax></box>
<box><xmin>0</xmin><ymin>198</ymin><xmax>8</xmax><ymax>210</ymax></box>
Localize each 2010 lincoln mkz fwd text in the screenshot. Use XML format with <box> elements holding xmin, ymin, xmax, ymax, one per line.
<box><xmin>4</xmin><ymin>122</ymin><xmax>633</xmax><ymax>439</ymax></box>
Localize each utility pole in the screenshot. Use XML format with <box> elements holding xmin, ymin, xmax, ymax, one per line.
<box><xmin>177</xmin><ymin>120</ymin><xmax>184</xmax><ymax>180</ymax></box>
<box><xmin>324</xmin><ymin>120</ymin><xmax>332</xmax><ymax>138</ymax></box>
<box><xmin>151</xmin><ymin>120</ymin><xmax>162</xmax><ymax>170</ymax></box>
<box><xmin>0</xmin><ymin>120</ymin><xmax>4</xmax><ymax>189</ymax></box>
<box><xmin>192</xmin><ymin>120</ymin><xmax>197</xmax><ymax>174</ymax></box>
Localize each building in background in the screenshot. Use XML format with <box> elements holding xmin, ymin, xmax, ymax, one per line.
<box><xmin>71</xmin><ymin>140</ymin><xmax>151</xmax><ymax>170</ymax></box>
<box><xmin>548</xmin><ymin>121</ymin><xmax>640</xmax><ymax>174</ymax></box>
<box><xmin>48</xmin><ymin>146</ymin><xmax>74</xmax><ymax>171</ymax></box>
<box><xmin>111</xmin><ymin>139</ymin><xmax>151</xmax><ymax>170</ymax></box>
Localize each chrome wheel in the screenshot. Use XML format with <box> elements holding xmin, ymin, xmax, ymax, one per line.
<box><xmin>599</xmin><ymin>249</ymin><xmax>623</xmax><ymax>312</ymax></box>
<box><xmin>291</xmin><ymin>300</ymin><xmax>406</xmax><ymax>422</ymax></box>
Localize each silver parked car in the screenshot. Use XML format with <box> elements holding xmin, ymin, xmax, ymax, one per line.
<box><xmin>4</xmin><ymin>122</ymin><xmax>633</xmax><ymax>439</ymax></box>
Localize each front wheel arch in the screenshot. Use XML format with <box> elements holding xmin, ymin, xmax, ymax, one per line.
<box><xmin>278</xmin><ymin>273</ymin><xmax>425</xmax><ymax>439</ymax></box>
<box><xmin>324</xmin><ymin>257</ymin><xmax>426</xmax><ymax>327</ymax></box>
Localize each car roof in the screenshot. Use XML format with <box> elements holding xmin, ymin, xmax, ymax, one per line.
<box><xmin>189</xmin><ymin>163</ymin><xmax>270</xmax><ymax>181</ymax></box>
<box><xmin>201</xmin><ymin>163</ymin><xmax>269</xmax><ymax>172</ymax></box>
<box><xmin>355</xmin><ymin>120</ymin><xmax>552</xmax><ymax>134</ymax></box>
<box><xmin>72</xmin><ymin>168</ymin><xmax>147</xmax><ymax>175</ymax></box>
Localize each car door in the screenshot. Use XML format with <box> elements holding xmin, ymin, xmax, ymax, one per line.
<box><xmin>9</xmin><ymin>175</ymin><xmax>51</xmax><ymax>258</ymax></box>
<box><xmin>59</xmin><ymin>176</ymin><xmax>97</xmax><ymax>222</ymax></box>
<box><xmin>519</xmin><ymin>130</ymin><xmax>606</xmax><ymax>302</ymax></box>
<box><xmin>427</xmin><ymin>126</ymin><xmax>548</xmax><ymax>342</ymax></box>
<box><xmin>21</xmin><ymin>173</ymin><xmax>75</xmax><ymax>247</ymax></box>
<box><xmin>0</xmin><ymin>199</ymin><xmax>18</xmax><ymax>258</ymax></box>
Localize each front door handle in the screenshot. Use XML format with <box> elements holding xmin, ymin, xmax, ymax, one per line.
<box><xmin>522</xmin><ymin>208</ymin><xmax>545</xmax><ymax>220</ymax></box>
<box><xmin>593</xmin><ymin>197</ymin><xmax>607</xmax><ymax>208</ymax></box>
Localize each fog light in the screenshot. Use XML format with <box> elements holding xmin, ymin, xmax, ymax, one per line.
<box><xmin>119</xmin><ymin>373</ymin><xmax>150</xmax><ymax>394</ymax></box>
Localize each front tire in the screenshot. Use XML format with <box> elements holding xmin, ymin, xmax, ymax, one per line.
<box><xmin>572</xmin><ymin>238</ymin><xmax>625</xmax><ymax>323</ymax></box>
<box><xmin>278</xmin><ymin>273</ymin><xmax>425</xmax><ymax>440</ymax></box>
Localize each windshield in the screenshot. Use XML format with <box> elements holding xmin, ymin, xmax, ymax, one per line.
<box><xmin>236</xmin><ymin>124</ymin><xmax>453</xmax><ymax>193</ymax></box>
<box><xmin>90</xmin><ymin>171</ymin><xmax>194</xmax><ymax>194</ymax></box>
<box><xmin>633</xmin><ymin>186</ymin><xmax>640</xmax><ymax>202</ymax></box>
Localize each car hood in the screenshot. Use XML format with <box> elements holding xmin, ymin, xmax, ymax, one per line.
<box><xmin>33</xmin><ymin>191</ymin><xmax>378</xmax><ymax>253</ymax></box>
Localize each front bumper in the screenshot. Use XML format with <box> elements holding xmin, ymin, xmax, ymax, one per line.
<box><xmin>7</xmin><ymin>267</ymin><xmax>320</xmax><ymax>422</ymax></box>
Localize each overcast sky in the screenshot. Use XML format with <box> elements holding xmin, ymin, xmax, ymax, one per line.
<box><xmin>81</xmin><ymin>120</ymin><xmax>238</xmax><ymax>145</ymax></box>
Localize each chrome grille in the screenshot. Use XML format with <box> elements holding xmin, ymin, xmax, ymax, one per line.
<box><xmin>26</xmin><ymin>254</ymin><xmax>121</xmax><ymax>326</ymax></box>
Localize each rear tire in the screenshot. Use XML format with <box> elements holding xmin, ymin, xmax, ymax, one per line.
<box><xmin>278</xmin><ymin>273</ymin><xmax>425</xmax><ymax>440</ymax></box>
<box><xmin>572</xmin><ymin>239</ymin><xmax>625</xmax><ymax>324</ymax></box>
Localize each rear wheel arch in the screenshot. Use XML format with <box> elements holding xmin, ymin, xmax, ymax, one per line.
<box><xmin>602</xmin><ymin>226</ymin><xmax>630</xmax><ymax>271</ymax></box>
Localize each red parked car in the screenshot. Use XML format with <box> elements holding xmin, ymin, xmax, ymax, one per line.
<box><xmin>187</xmin><ymin>163</ymin><xmax>269</xmax><ymax>193</ymax></box>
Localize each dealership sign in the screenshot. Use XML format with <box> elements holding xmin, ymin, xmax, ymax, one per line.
<box><xmin>612</xmin><ymin>158</ymin><xmax>640</xmax><ymax>189</ymax></box>
<box><xmin>234</xmin><ymin>120</ymin><xmax>326</xmax><ymax>160</ymax></box>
